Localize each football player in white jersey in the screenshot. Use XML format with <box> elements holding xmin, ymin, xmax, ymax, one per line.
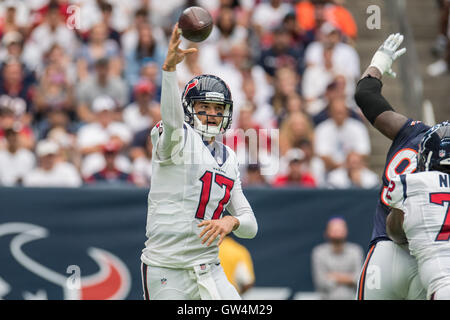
<box><xmin>140</xmin><ymin>24</ymin><xmax>258</xmax><ymax>300</ymax></box>
<box><xmin>386</xmin><ymin>122</ymin><xmax>450</xmax><ymax>299</ymax></box>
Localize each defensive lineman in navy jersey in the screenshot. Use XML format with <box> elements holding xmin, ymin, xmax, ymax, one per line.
<box><xmin>354</xmin><ymin>33</ymin><xmax>429</xmax><ymax>299</ymax></box>
<box><xmin>370</xmin><ymin>120</ymin><xmax>429</xmax><ymax>247</ymax></box>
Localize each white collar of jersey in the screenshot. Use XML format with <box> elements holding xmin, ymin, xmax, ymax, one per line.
<box><xmin>202</xmin><ymin>139</ymin><xmax>227</xmax><ymax>166</ymax></box>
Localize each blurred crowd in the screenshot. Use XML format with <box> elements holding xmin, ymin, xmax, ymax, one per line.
<box><xmin>427</xmin><ymin>0</ymin><xmax>450</xmax><ymax>77</ymax></box>
<box><xmin>0</xmin><ymin>0</ymin><xmax>381</xmax><ymax>189</ymax></box>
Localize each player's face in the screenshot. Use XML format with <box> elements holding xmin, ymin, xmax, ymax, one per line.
<box><xmin>326</xmin><ymin>218</ymin><xmax>348</xmax><ymax>242</ymax></box>
<box><xmin>40</xmin><ymin>154</ymin><xmax>56</xmax><ymax>170</ymax></box>
<box><xmin>193</xmin><ymin>102</ymin><xmax>225</xmax><ymax>127</ymax></box>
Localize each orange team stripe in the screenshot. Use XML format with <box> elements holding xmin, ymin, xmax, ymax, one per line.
<box><xmin>358</xmin><ymin>244</ymin><xmax>376</xmax><ymax>300</ymax></box>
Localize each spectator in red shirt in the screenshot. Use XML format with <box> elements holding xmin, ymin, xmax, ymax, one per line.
<box><xmin>85</xmin><ymin>141</ymin><xmax>134</xmax><ymax>185</ymax></box>
<box><xmin>272</xmin><ymin>148</ymin><xmax>317</xmax><ymax>188</ymax></box>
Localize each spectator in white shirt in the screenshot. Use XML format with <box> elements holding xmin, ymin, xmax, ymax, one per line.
<box><xmin>207</xmin><ymin>6</ymin><xmax>248</xmax><ymax>62</ymax></box>
<box><xmin>25</xmin><ymin>2</ymin><xmax>78</xmax><ymax>64</ymax></box>
<box><xmin>23</xmin><ymin>139</ymin><xmax>82</xmax><ymax>187</ymax></box>
<box><xmin>76</xmin><ymin>95</ymin><xmax>132</xmax><ymax>178</ymax></box>
<box><xmin>123</xmin><ymin>79</ymin><xmax>161</xmax><ymax>133</ymax></box>
<box><xmin>121</xmin><ymin>8</ymin><xmax>167</xmax><ymax>58</ymax></box>
<box><xmin>148</xmin><ymin>0</ymin><xmax>185</xmax><ymax>30</ymax></box>
<box><xmin>74</xmin><ymin>0</ymin><xmax>138</xmax><ymax>34</ymax></box>
<box><xmin>76</xmin><ymin>57</ymin><xmax>128</xmax><ymax>123</ymax></box>
<box><xmin>311</xmin><ymin>216</ymin><xmax>364</xmax><ymax>300</ymax></box>
<box><xmin>0</xmin><ymin>31</ymin><xmax>24</xmax><ymax>66</ymax></box>
<box><xmin>0</xmin><ymin>1</ymin><xmax>30</xmax><ymax>33</ymax></box>
<box><xmin>85</xmin><ymin>141</ymin><xmax>135</xmax><ymax>185</ymax></box>
<box><xmin>0</xmin><ymin>127</ymin><xmax>35</xmax><ymax>186</ymax></box>
<box><xmin>131</xmin><ymin>134</ymin><xmax>153</xmax><ymax>187</ymax></box>
<box><xmin>327</xmin><ymin>151</ymin><xmax>379</xmax><ymax>189</ymax></box>
<box><xmin>304</xmin><ymin>22</ymin><xmax>360</xmax><ymax>82</ymax></box>
<box><xmin>298</xmin><ymin>139</ymin><xmax>327</xmax><ymax>187</ymax></box>
<box><xmin>239</xmin><ymin>76</ymin><xmax>275</xmax><ymax>130</ymax></box>
<box><xmin>314</xmin><ymin>97</ymin><xmax>370</xmax><ymax>172</ymax></box>
<box><xmin>302</xmin><ymin>45</ymin><xmax>355</xmax><ymax>116</ymax></box>
<box><xmin>217</xmin><ymin>42</ymin><xmax>272</xmax><ymax>128</ymax></box>
<box><xmin>252</xmin><ymin>0</ymin><xmax>292</xmax><ymax>36</ymax></box>
<box><xmin>302</xmin><ymin>46</ymin><xmax>335</xmax><ymax>115</ymax></box>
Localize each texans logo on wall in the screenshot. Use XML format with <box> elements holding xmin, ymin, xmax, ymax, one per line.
<box><xmin>0</xmin><ymin>187</ymin><xmax>148</xmax><ymax>300</ymax></box>
<box><xmin>0</xmin><ymin>222</ymin><xmax>132</xmax><ymax>300</ymax></box>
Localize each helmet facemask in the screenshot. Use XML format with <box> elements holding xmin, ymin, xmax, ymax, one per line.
<box><xmin>189</xmin><ymin>101</ymin><xmax>232</xmax><ymax>139</ymax></box>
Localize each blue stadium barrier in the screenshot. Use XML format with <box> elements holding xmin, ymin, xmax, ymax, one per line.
<box><xmin>0</xmin><ymin>186</ymin><xmax>378</xmax><ymax>300</ymax></box>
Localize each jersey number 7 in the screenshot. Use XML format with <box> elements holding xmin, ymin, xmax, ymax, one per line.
<box><xmin>195</xmin><ymin>171</ymin><xmax>234</xmax><ymax>220</ymax></box>
<box><xmin>430</xmin><ymin>192</ymin><xmax>450</xmax><ymax>241</ymax></box>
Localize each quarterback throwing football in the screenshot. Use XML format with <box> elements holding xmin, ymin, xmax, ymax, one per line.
<box><xmin>140</xmin><ymin>24</ymin><xmax>258</xmax><ymax>300</ymax></box>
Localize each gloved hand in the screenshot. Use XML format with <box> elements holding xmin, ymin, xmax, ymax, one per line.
<box><xmin>369</xmin><ymin>33</ymin><xmax>407</xmax><ymax>77</ymax></box>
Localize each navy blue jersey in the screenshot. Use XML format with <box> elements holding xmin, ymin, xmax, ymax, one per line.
<box><xmin>369</xmin><ymin>119</ymin><xmax>430</xmax><ymax>247</ymax></box>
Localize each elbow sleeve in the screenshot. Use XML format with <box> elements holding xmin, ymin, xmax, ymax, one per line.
<box><xmin>354</xmin><ymin>76</ymin><xmax>394</xmax><ymax>125</ymax></box>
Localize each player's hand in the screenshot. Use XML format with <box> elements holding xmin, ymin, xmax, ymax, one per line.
<box><xmin>198</xmin><ymin>216</ymin><xmax>239</xmax><ymax>246</ymax></box>
<box><xmin>369</xmin><ymin>33</ymin><xmax>407</xmax><ymax>77</ymax></box>
<box><xmin>162</xmin><ymin>23</ymin><xmax>197</xmax><ymax>72</ymax></box>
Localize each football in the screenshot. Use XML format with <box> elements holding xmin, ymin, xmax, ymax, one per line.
<box><xmin>178</xmin><ymin>6</ymin><xmax>213</xmax><ymax>42</ymax></box>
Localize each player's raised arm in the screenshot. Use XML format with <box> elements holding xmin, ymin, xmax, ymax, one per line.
<box><xmin>160</xmin><ymin>23</ymin><xmax>197</xmax><ymax>130</ymax></box>
<box><xmin>157</xmin><ymin>24</ymin><xmax>197</xmax><ymax>159</ymax></box>
<box><xmin>354</xmin><ymin>33</ymin><xmax>409</xmax><ymax>140</ymax></box>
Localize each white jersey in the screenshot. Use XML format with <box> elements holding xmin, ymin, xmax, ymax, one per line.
<box><xmin>386</xmin><ymin>171</ymin><xmax>450</xmax><ymax>298</ymax></box>
<box><xmin>141</xmin><ymin>70</ymin><xmax>257</xmax><ymax>269</ymax></box>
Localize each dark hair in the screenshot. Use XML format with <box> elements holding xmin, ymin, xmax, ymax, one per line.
<box><xmin>95</xmin><ymin>57</ymin><xmax>109</xmax><ymax>68</ymax></box>
<box><xmin>216</xmin><ymin>7</ymin><xmax>236</xmax><ymax>37</ymax></box>
<box><xmin>100</xmin><ymin>2</ymin><xmax>113</xmax><ymax>12</ymax></box>
<box><xmin>247</xmin><ymin>163</ymin><xmax>261</xmax><ymax>172</ymax></box>
<box><xmin>283</xmin><ymin>12</ymin><xmax>296</xmax><ymax>23</ymax></box>
<box><xmin>273</xmin><ymin>26</ymin><xmax>290</xmax><ymax>35</ymax></box>
<box><xmin>135</xmin><ymin>8</ymin><xmax>148</xmax><ymax>18</ymax></box>
<box><xmin>48</xmin><ymin>0</ymin><xmax>60</xmax><ymax>11</ymax></box>
<box><xmin>136</xmin><ymin>25</ymin><xmax>155</xmax><ymax>60</ymax></box>
<box><xmin>298</xmin><ymin>139</ymin><xmax>312</xmax><ymax>148</ymax></box>
<box><xmin>4</xmin><ymin>127</ymin><xmax>19</xmax><ymax>136</ymax></box>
